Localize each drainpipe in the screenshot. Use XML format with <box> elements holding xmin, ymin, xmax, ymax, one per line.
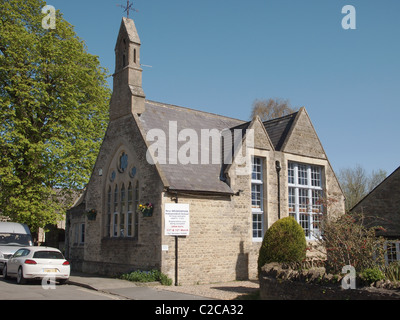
<box><xmin>174</xmin><ymin>192</ymin><xmax>179</xmax><ymax>287</ymax></box>
<box><xmin>275</xmin><ymin>161</ymin><xmax>282</xmax><ymax>220</ymax></box>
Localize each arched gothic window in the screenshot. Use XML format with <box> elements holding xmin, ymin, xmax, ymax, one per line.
<box><xmin>134</xmin><ymin>181</ymin><xmax>139</xmax><ymax>238</ymax></box>
<box><xmin>106</xmin><ymin>186</ymin><xmax>112</xmax><ymax>237</ymax></box>
<box><xmin>127</xmin><ymin>183</ymin><xmax>133</xmax><ymax>237</ymax></box>
<box><xmin>105</xmin><ymin>148</ymin><xmax>139</xmax><ymax>239</ymax></box>
<box><xmin>120</xmin><ymin>184</ymin><xmax>126</xmax><ymax>237</ymax></box>
<box><xmin>113</xmin><ymin>185</ymin><xmax>119</xmax><ymax>237</ymax></box>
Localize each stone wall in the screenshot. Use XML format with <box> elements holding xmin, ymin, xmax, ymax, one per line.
<box><xmin>160</xmin><ymin>193</ymin><xmax>252</xmax><ymax>285</ymax></box>
<box><xmin>259</xmin><ymin>263</ymin><xmax>400</xmax><ymax>300</ymax></box>
<box><xmin>66</xmin><ymin>201</ymin><xmax>85</xmax><ymax>268</ymax></box>
<box><xmin>70</xmin><ymin>113</ymin><xmax>165</xmax><ymax>276</ymax></box>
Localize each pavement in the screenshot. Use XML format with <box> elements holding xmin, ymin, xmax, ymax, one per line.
<box><xmin>68</xmin><ymin>272</ymin><xmax>213</xmax><ymax>300</ymax></box>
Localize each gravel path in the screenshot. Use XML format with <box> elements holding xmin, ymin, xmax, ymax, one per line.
<box><xmin>154</xmin><ymin>280</ymin><xmax>259</xmax><ymax>300</ymax></box>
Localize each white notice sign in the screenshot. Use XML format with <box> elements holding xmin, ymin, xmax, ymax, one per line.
<box><xmin>165</xmin><ymin>203</ymin><xmax>190</xmax><ymax>236</ymax></box>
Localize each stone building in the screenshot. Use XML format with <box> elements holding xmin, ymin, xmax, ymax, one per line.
<box><xmin>66</xmin><ymin>17</ymin><xmax>345</xmax><ymax>284</ymax></box>
<box><xmin>351</xmin><ymin>166</ymin><xmax>400</xmax><ymax>263</ymax></box>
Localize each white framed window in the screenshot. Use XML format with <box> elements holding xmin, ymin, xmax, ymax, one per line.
<box><xmin>113</xmin><ymin>185</ymin><xmax>119</xmax><ymax>237</ymax></box>
<box><xmin>104</xmin><ymin>148</ymin><xmax>140</xmax><ymax>240</ymax></box>
<box><xmin>120</xmin><ymin>184</ymin><xmax>126</xmax><ymax>237</ymax></box>
<box><xmin>73</xmin><ymin>223</ymin><xmax>85</xmax><ymax>244</ymax></box>
<box><xmin>134</xmin><ymin>181</ymin><xmax>139</xmax><ymax>239</ymax></box>
<box><xmin>252</xmin><ymin>157</ymin><xmax>264</xmax><ymax>241</ymax></box>
<box><xmin>288</xmin><ymin>162</ymin><xmax>323</xmax><ymax>240</ymax></box>
<box><xmin>127</xmin><ymin>183</ymin><xmax>133</xmax><ymax>237</ymax></box>
<box><xmin>106</xmin><ymin>180</ymin><xmax>139</xmax><ymax>239</ymax></box>
<box><xmin>384</xmin><ymin>241</ymin><xmax>400</xmax><ymax>265</ymax></box>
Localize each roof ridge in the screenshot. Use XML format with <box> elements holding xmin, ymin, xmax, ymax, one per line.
<box><xmin>145</xmin><ymin>99</ymin><xmax>245</xmax><ymax>123</ymax></box>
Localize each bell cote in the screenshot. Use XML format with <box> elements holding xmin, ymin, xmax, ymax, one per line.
<box><xmin>110</xmin><ymin>17</ymin><xmax>145</xmax><ymax>120</ymax></box>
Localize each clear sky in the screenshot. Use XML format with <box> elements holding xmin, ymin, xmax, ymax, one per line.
<box><xmin>47</xmin><ymin>0</ymin><xmax>400</xmax><ymax>175</ymax></box>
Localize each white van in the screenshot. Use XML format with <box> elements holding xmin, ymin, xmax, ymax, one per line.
<box><xmin>0</xmin><ymin>222</ymin><xmax>33</xmax><ymax>274</ymax></box>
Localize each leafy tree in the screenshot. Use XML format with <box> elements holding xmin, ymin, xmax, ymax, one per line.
<box><xmin>337</xmin><ymin>165</ymin><xmax>387</xmax><ymax>211</ymax></box>
<box><xmin>0</xmin><ymin>0</ymin><xmax>111</xmax><ymax>232</ymax></box>
<box><xmin>250</xmin><ymin>98</ymin><xmax>298</xmax><ymax>121</ymax></box>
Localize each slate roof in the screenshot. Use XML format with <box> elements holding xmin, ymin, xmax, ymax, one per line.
<box><xmin>351</xmin><ymin>166</ymin><xmax>400</xmax><ymax>237</ymax></box>
<box><xmin>263</xmin><ymin>112</ymin><xmax>298</xmax><ymax>151</ymax></box>
<box><xmin>118</xmin><ymin>17</ymin><xmax>141</xmax><ymax>46</ymax></box>
<box><xmin>139</xmin><ymin>100</ymin><xmax>298</xmax><ymax>194</ymax></box>
<box><xmin>139</xmin><ymin>101</ymin><xmax>245</xmax><ymax>194</ymax></box>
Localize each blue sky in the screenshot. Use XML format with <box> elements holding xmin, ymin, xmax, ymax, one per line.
<box><xmin>48</xmin><ymin>0</ymin><xmax>400</xmax><ymax>175</ymax></box>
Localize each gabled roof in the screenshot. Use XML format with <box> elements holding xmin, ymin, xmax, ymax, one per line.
<box><xmin>115</xmin><ymin>17</ymin><xmax>141</xmax><ymax>50</ymax></box>
<box><xmin>351</xmin><ymin>166</ymin><xmax>400</xmax><ymax>211</ymax></box>
<box><xmin>351</xmin><ymin>166</ymin><xmax>400</xmax><ymax>237</ymax></box>
<box><xmin>139</xmin><ymin>101</ymin><xmax>245</xmax><ymax>194</ymax></box>
<box><xmin>263</xmin><ymin>112</ymin><xmax>298</xmax><ymax>151</ymax></box>
<box><xmin>137</xmin><ymin>101</ymin><xmax>303</xmax><ymax>194</ymax></box>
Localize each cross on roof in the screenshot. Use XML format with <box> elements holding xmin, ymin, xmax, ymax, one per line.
<box><xmin>117</xmin><ymin>1</ymin><xmax>138</xmax><ymax>19</ymax></box>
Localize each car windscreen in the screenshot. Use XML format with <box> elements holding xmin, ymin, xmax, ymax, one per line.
<box><xmin>32</xmin><ymin>251</ymin><xmax>65</xmax><ymax>259</ymax></box>
<box><xmin>0</xmin><ymin>233</ymin><xmax>33</xmax><ymax>246</ymax></box>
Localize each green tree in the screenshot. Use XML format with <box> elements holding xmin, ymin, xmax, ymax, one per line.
<box><xmin>0</xmin><ymin>0</ymin><xmax>111</xmax><ymax>232</ymax></box>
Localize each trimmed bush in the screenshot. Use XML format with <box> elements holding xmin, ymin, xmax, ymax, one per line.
<box><xmin>258</xmin><ymin>217</ymin><xmax>307</xmax><ymax>274</ymax></box>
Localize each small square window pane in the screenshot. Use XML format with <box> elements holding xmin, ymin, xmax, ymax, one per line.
<box><xmin>252</xmin><ymin>157</ymin><xmax>262</xmax><ymax>181</ymax></box>
<box><xmin>298</xmin><ymin>164</ymin><xmax>308</xmax><ymax>185</ymax></box>
<box><xmin>288</xmin><ymin>163</ymin><xmax>295</xmax><ymax>184</ymax></box>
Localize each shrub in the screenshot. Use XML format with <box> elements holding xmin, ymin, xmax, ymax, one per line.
<box><xmin>314</xmin><ymin>213</ymin><xmax>386</xmax><ymax>274</ymax></box>
<box><xmin>257</xmin><ymin>217</ymin><xmax>307</xmax><ymax>274</ymax></box>
<box><xmin>384</xmin><ymin>262</ymin><xmax>400</xmax><ymax>282</ymax></box>
<box><xmin>121</xmin><ymin>270</ymin><xmax>173</xmax><ymax>286</ymax></box>
<box><xmin>360</xmin><ymin>268</ymin><xmax>385</xmax><ymax>284</ymax></box>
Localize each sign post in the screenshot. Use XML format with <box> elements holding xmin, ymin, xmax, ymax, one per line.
<box><xmin>165</xmin><ymin>203</ymin><xmax>190</xmax><ymax>286</ymax></box>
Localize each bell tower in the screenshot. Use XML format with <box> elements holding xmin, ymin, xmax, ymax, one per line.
<box><xmin>110</xmin><ymin>17</ymin><xmax>145</xmax><ymax>120</ymax></box>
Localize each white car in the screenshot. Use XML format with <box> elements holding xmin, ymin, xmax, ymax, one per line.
<box><xmin>3</xmin><ymin>247</ymin><xmax>70</xmax><ymax>285</ymax></box>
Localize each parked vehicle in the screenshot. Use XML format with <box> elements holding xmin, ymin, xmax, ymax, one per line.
<box><xmin>3</xmin><ymin>246</ymin><xmax>70</xmax><ymax>285</ymax></box>
<box><xmin>0</xmin><ymin>222</ymin><xmax>33</xmax><ymax>274</ymax></box>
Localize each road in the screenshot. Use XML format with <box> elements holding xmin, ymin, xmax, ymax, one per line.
<box><xmin>0</xmin><ymin>277</ymin><xmax>125</xmax><ymax>300</ymax></box>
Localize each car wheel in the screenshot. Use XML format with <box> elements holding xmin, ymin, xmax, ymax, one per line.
<box><xmin>3</xmin><ymin>264</ymin><xmax>10</xmax><ymax>280</ymax></box>
<box><xmin>17</xmin><ymin>267</ymin><xmax>27</xmax><ymax>285</ymax></box>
